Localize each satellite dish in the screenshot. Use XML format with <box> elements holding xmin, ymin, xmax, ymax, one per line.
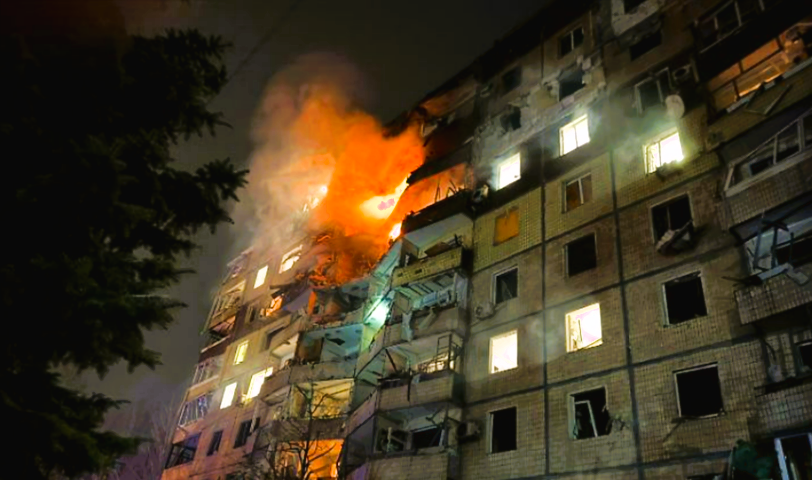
<box><xmin>665</xmin><ymin>94</ymin><xmax>685</xmax><ymax>119</ymax></box>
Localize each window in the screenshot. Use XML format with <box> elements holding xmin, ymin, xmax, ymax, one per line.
<box><xmin>220</xmin><ymin>382</ymin><xmax>237</xmax><ymax>409</ymax></box>
<box><xmin>559</xmin><ymin>115</ymin><xmax>590</xmax><ymax>155</ymax></box>
<box><xmin>213</xmin><ymin>281</ymin><xmax>245</xmax><ymax>316</ymax></box>
<box><xmin>233</xmin><ymin>420</ymin><xmax>253</xmax><ymax>448</ymax></box>
<box><xmin>797</xmin><ymin>341</ymin><xmax>812</xmax><ymax>374</ymax></box>
<box><xmin>629</xmin><ymin>30</ymin><xmax>662</xmax><ymax>60</ymax></box>
<box><xmin>497</xmin><ymin>153</ymin><xmax>521</xmax><ymax>189</ymax></box>
<box><xmin>207</xmin><ymin>430</ymin><xmax>223</xmax><ymax>456</ymax></box>
<box><xmin>565</xmin><ymin>173</ymin><xmax>592</xmax><ymax>211</ymax></box>
<box><xmin>624</xmin><ymin>0</ymin><xmax>646</xmax><ymax>13</ymax></box>
<box><xmin>560</xmin><ymin>70</ymin><xmax>585</xmax><ymax>100</ymax></box>
<box><xmin>254</xmin><ymin>266</ymin><xmax>268</xmax><ymax>289</ymax></box>
<box><xmin>279</xmin><ymin>245</ymin><xmax>303</xmax><ymax>273</ymax></box>
<box><xmin>570</xmin><ymin>388</ymin><xmax>611</xmax><ymax>439</ymax></box>
<box><xmin>501</xmin><ymin>66</ymin><xmax>522</xmax><ymax>95</ymax></box>
<box><xmin>664</xmin><ymin>273</ymin><xmax>708</xmax><ymax>324</ymax></box>
<box><xmin>178</xmin><ymin>393</ymin><xmax>213</xmax><ymax>426</ymax></box>
<box><xmin>674</xmin><ymin>364</ymin><xmax>724</xmax><ymax>418</ymax></box>
<box><xmin>494</xmin><ymin>268</ymin><xmax>518</xmax><ymax>304</ymax></box>
<box><xmin>697</xmin><ymin>0</ymin><xmax>766</xmax><ymax>48</ymax></box>
<box><xmin>645</xmin><ymin>130</ymin><xmax>684</xmax><ymax>173</ymax></box>
<box><xmin>566</xmin><ymin>234</ymin><xmax>597</xmax><ymax>277</ymax></box>
<box><xmin>774</xmin><ymin>435</ymin><xmax>812</xmax><ymax>480</ymax></box>
<box><xmin>165</xmin><ymin>433</ymin><xmax>200</xmax><ymax>469</ymax></box>
<box><xmin>411</xmin><ymin>426</ymin><xmax>442</xmax><ymax>449</ymax></box>
<box><xmin>559</xmin><ymin>26</ymin><xmax>585</xmax><ymax>57</ymax></box>
<box><xmin>494</xmin><ymin>207</ymin><xmax>519</xmax><ymax>245</ymax></box>
<box><xmin>652</xmin><ymin>195</ymin><xmax>692</xmax><ymax>242</ymax></box>
<box><xmin>490</xmin><ymin>330</ymin><xmax>518</xmax><ymax>373</ymax></box>
<box><xmin>247</xmin><ymin>368</ymin><xmax>273</xmax><ymax>399</ymax></box>
<box><xmin>192</xmin><ymin>356</ymin><xmax>223</xmax><ymax>385</ymax></box>
<box><xmin>489</xmin><ymin>407</ymin><xmax>517</xmax><ymax>453</ymax></box>
<box><xmin>234</xmin><ymin>341</ymin><xmax>249</xmax><ymax>365</ymax></box>
<box><xmin>566</xmin><ymin>303</ymin><xmax>602</xmax><ymax>352</ymax></box>
<box><xmin>635</xmin><ymin>69</ymin><xmax>671</xmax><ymax>113</ymax></box>
<box><xmin>263</xmin><ymin>325</ymin><xmax>285</xmax><ymax>350</ymax></box>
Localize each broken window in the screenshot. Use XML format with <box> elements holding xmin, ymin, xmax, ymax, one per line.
<box><xmin>570</xmin><ymin>388</ymin><xmax>611</xmax><ymax>439</ymax></box>
<box><xmin>774</xmin><ymin>434</ymin><xmax>812</xmax><ymax>480</ymax></box>
<box><xmin>497</xmin><ymin>153</ymin><xmax>521</xmax><ymax>189</ymax></box>
<box><xmin>664</xmin><ymin>273</ymin><xmax>708</xmax><ymax>325</ymax></box>
<box><xmin>494</xmin><ymin>268</ymin><xmax>518</xmax><ymax>304</ymax></box>
<box><xmin>253</xmin><ymin>265</ymin><xmax>268</xmax><ymax>289</ymax></box>
<box><xmin>624</xmin><ymin>0</ymin><xmax>646</xmax><ymax>13</ymax></box>
<box><xmin>490</xmin><ymin>330</ymin><xmax>518</xmax><ymax>373</ymax></box>
<box><xmin>494</xmin><ymin>207</ymin><xmax>520</xmax><ymax>245</ymax></box>
<box><xmin>566</xmin><ymin>234</ymin><xmax>597</xmax><ymax>277</ymax></box>
<box><xmin>635</xmin><ymin>69</ymin><xmax>671</xmax><ymax>113</ymax></box>
<box><xmin>566</xmin><ymin>303</ymin><xmax>602</xmax><ymax>352</ymax></box>
<box><xmin>213</xmin><ymin>281</ymin><xmax>245</xmax><ymax>316</ymax></box>
<box><xmin>233</xmin><ymin>420</ymin><xmax>253</xmax><ymax>448</ymax></box>
<box><xmin>559</xmin><ymin>26</ymin><xmax>585</xmax><ymax>57</ymax></box>
<box><xmin>246</xmin><ymin>368</ymin><xmax>273</xmax><ymax>399</ymax></box>
<box><xmin>674</xmin><ymin>364</ymin><xmax>724</xmax><ymax>418</ymax></box>
<box><xmin>192</xmin><ymin>356</ymin><xmax>223</xmax><ymax>385</ymax></box>
<box><xmin>490</xmin><ymin>407</ymin><xmax>517</xmax><ymax>453</ymax></box>
<box><xmin>501</xmin><ymin>66</ymin><xmax>522</xmax><ymax>95</ymax></box>
<box><xmin>178</xmin><ymin>392</ymin><xmax>213</xmax><ymax>426</ymax></box>
<box><xmin>233</xmin><ymin>341</ymin><xmax>249</xmax><ymax>365</ymax></box>
<box><xmin>559</xmin><ymin>115</ymin><xmax>590</xmax><ymax>155</ymax></box>
<box><xmin>560</xmin><ymin>69</ymin><xmax>585</xmax><ymax>101</ymax></box>
<box><xmin>697</xmin><ymin>0</ymin><xmax>765</xmax><ymax>48</ymax></box>
<box><xmin>645</xmin><ymin>130</ymin><xmax>684</xmax><ymax>173</ymax></box>
<box><xmin>220</xmin><ymin>382</ymin><xmax>237</xmax><ymax>409</ymax></box>
<box><xmin>207</xmin><ymin>430</ymin><xmax>223</xmax><ymax>456</ymax></box>
<box><xmin>262</xmin><ymin>325</ymin><xmax>285</xmax><ymax>351</ymax></box>
<box><xmin>652</xmin><ymin>195</ymin><xmax>692</xmax><ymax>243</ymax></box>
<box><xmin>629</xmin><ymin>30</ymin><xmax>662</xmax><ymax>61</ymax></box>
<box><xmin>565</xmin><ymin>174</ymin><xmax>592</xmax><ymax>212</ymax></box>
<box><xmin>165</xmin><ymin>433</ymin><xmax>200</xmax><ymax>469</ymax></box>
<box><xmin>411</xmin><ymin>426</ymin><xmax>442</xmax><ymax>449</ymax></box>
<box><xmin>279</xmin><ymin>245</ymin><xmax>303</xmax><ymax>273</ymax></box>
<box><xmin>797</xmin><ymin>340</ymin><xmax>812</xmax><ymax>374</ymax></box>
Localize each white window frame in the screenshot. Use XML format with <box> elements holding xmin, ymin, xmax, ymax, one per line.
<box><xmin>489</xmin><ymin>330</ymin><xmax>518</xmax><ymax>374</ymax></box>
<box><xmin>564</xmin><ymin>173</ymin><xmax>592</xmax><ymax>212</ymax></box>
<box><xmin>644</xmin><ymin>129</ymin><xmax>684</xmax><ymax>173</ymax></box>
<box><xmin>568</xmin><ymin>386</ymin><xmax>607</xmax><ymax>440</ymax></box>
<box><xmin>673</xmin><ymin>363</ymin><xmax>722</xmax><ymax>418</ymax></box>
<box><xmin>254</xmin><ymin>265</ymin><xmax>268</xmax><ymax>289</ymax></box>
<box><xmin>559</xmin><ymin>26</ymin><xmax>584</xmax><ymax>58</ymax></box>
<box><xmin>492</xmin><ymin>266</ymin><xmax>519</xmax><ymax>305</ymax></box>
<box><xmin>234</xmin><ymin>341</ymin><xmax>249</xmax><ymax>365</ymax></box>
<box><xmin>497</xmin><ymin>153</ymin><xmax>521</xmax><ymax>189</ymax></box>
<box><xmin>279</xmin><ymin>245</ymin><xmax>303</xmax><ymax>274</ymax></box>
<box><xmin>565</xmin><ymin>303</ymin><xmax>602</xmax><ymax>353</ymax></box>
<box><xmin>220</xmin><ymin>382</ymin><xmax>237</xmax><ymax>409</ymax></box>
<box><xmin>559</xmin><ymin>115</ymin><xmax>590</xmax><ymax>156</ymax></box>
<box><xmin>774</xmin><ymin>433</ymin><xmax>812</xmax><ymax>480</ymax></box>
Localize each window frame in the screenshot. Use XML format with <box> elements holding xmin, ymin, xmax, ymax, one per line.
<box><xmin>207</xmin><ymin>430</ymin><xmax>223</xmax><ymax>456</ymax></box>
<box><xmin>650</xmin><ymin>193</ymin><xmax>693</xmax><ymax>243</ymax></box>
<box><xmin>565</xmin><ymin>303</ymin><xmax>603</xmax><ymax>353</ymax></box>
<box><xmin>234</xmin><ymin>341</ymin><xmax>249</xmax><ymax>365</ymax></box>
<box><xmin>497</xmin><ymin>153</ymin><xmax>522</xmax><ymax>189</ymax></box>
<box><xmin>564</xmin><ymin>173</ymin><xmax>592</xmax><ymax>212</ymax></box>
<box><xmin>644</xmin><ymin>129</ymin><xmax>684</xmax><ymax>174</ymax></box>
<box><xmin>559</xmin><ymin>115</ymin><xmax>590</xmax><ymax>156</ymax></box>
<box><xmin>565</xmin><ymin>233</ymin><xmax>598</xmax><ymax>277</ymax></box>
<box><xmin>253</xmin><ymin>265</ymin><xmax>268</xmax><ymax>289</ymax></box>
<box><xmin>492</xmin><ymin>267</ymin><xmax>519</xmax><ymax>305</ymax></box>
<box><xmin>697</xmin><ymin>0</ymin><xmax>767</xmax><ymax>51</ymax></box>
<box><xmin>247</xmin><ymin>368</ymin><xmax>274</xmax><ymax>399</ymax></box>
<box><xmin>634</xmin><ymin>68</ymin><xmax>671</xmax><ymax>114</ymax></box>
<box><xmin>673</xmin><ymin>363</ymin><xmax>724</xmax><ymax>419</ymax></box>
<box><xmin>233</xmin><ymin>419</ymin><xmax>253</xmax><ymax>448</ymax></box>
<box><xmin>559</xmin><ymin>25</ymin><xmax>585</xmax><ymax>58</ymax></box>
<box><xmin>795</xmin><ymin>339</ymin><xmax>812</xmax><ymax>374</ymax></box>
<box><xmin>488</xmin><ymin>406</ymin><xmax>518</xmax><ymax>453</ymax></box>
<box><xmin>220</xmin><ymin>382</ymin><xmax>238</xmax><ymax>409</ymax></box>
<box><xmin>568</xmin><ymin>386</ymin><xmax>610</xmax><ymax>440</ymax></box>
<box><xmin>662</xmin><ymin>271</ymin><xmax>708</xmax><ymax>326</ymax></box>
<box><xmin>489</xmin><ymin>330</ymin><xmax>519</xmax><ymax>374</ymax></box>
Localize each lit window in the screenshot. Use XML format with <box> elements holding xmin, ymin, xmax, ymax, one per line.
<box><xmin>497</xmin><ymin>153</ymin><xmax>521</xmax><ymax>189</ymax></box>
<box><xmin>490</xmin><ymin>330</ymin><xmax>518</xmax><ymax>373</ymax></box>
<box><xmin>279</xmin><ymin>245</ymin><xmax>303</xmax><ymax>273</ymax></box>
<box><xmin>220</xmin><ymin>382</ymin><xmax>237</xmax><ymax>409</ymax></box>
<box><xmin>645</xmin><ymin>130</ymin><xmax>683</xmax><ymax>173</ymax></box>
<box><xmin>234</xmin><ymin>341</ymin><xmax>249</xmax><ymax>365</ymax></box>
<box><xmin>247</xmin><ymin>368</ymin><xmax>273</xmax><ymax>399</ymax></box>
<box><xmin>560</xmin><ymin>116</ymin><xmax>590</xmax><ymax>155</ymax></box>
<box><xmin>566</xmin><ymin>303</ymin><xmax>602</xmax><ymax>352</ymax></box>
<box><xmin>254</xmin><ymin>266</ymin><xmax>268</xmax><ymax>289</ymax></box>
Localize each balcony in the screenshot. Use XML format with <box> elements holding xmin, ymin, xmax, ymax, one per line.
<box><xmin>392</xmin><ymin>247</ymin><xmax>464</xmax><ymax>288</ymax></box>
<box><xmin>269</xmin><ymin>416</ymin><xmax>346</xmax><ymax>442</ymax></box>
<box><xmin>347</xmin><ymin>451</ymin><xmax>459</xmax><ymax>480</ymax></box>
<box><xmin>347</xmin><ymin>391</ymin><xmax>378</xmax><ymax>435</ymax></box>
<box><xmin>378</xmin><ymin>371</ymin><xmax>462</xmax><ymax>412</ymax></box>
<box><xmin>735</xmin><ymin>263</ymin><xmax>812</xmax><ymax>324</ymax></box>
<box><xmin>289</xmin><ymin>358</ymin><xmax>356</xmax><ymax>384</ymax></box>
<box><xmin>260</xmin><ymin>368</ymin><xmax>292</xmax><ymax>399</ymax></box>
<box><xmin>751</xmin><ymin>376</ymin><xmax>812</xmax><ymax>435</ymax></box>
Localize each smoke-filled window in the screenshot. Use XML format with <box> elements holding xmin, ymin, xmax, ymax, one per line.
<box><xmin>560</xmin><ymin>115</ymin><xmax>590</xmax><ymax>155</ymax></box>
<box><xmin>566</xmin><ymin>303</ymin><xmax>602</xmax><ymax>352</ymax></box>
<box><xmin>645</xmin><ymin>130</ymin><xmax>683</xmax><ymax>173</ymax></box>
<box><xmin>490</xmin><ymin>330</ymin><xmax>518</xmax><ymax>373</ymax></box>
<box><xmin>497</xmin><ymin>153</ymin><xmax>521</xmax><ymax>189</ymax></box>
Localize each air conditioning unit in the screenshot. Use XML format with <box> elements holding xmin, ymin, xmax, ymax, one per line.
<box><xmin>672</xmin><ymin>64</ymin><xmax>693</xmax><ymax>86</ymax></box>
<box><xmin>475</xmin><ymin>302</ymin><xmax>495</xmax><ymax>320</ymax></box>
<box><xmin>456</xmin><ymin>421</ymin><xmax>481</xmax><ymax>442</ymax></box>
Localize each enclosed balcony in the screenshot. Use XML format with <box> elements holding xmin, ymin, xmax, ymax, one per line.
<box><xmin>392</xmin><ymin>247</ymin><xmax>464</xmax><ymax>288</ymax></box>
<box><xmin>751</xmin><ymin>376</ymin><xmax>812</xmax><ymax>435</ymax></box>
<box><xmin>735</xmin><ymin>264</ymin><xmax>812</xmax><ymax>324</ymax></box>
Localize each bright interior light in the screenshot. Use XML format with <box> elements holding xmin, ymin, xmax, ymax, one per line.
<box><xmin>659</xmin><ymin>132</ymin><xmax>684</xmax><ymax>165</ymax></box>
<box><xmin>560</xmin><ymin>115</ymin><xmax>590</xmax><ymax>155</ymax></box>
<box><xmin>490</xmin><ymin>330</ymin><xmax>518</xmax><ymax>373</ymax></box>
<box><xmin>367</xmin><ymin>301</ymin><xmax>390</xmax><ymax>329</ymax></box>
<box><xmin>234</xmin><ymin>341</ymin><xmax>248</xmax><ymax>365</ymax></box>
<box><xmin>254</xmin><ymin>266</ymin><xmax>268</xmax><ymax>289</ymax></box>
<box><xmin>246</xmin><ymin>368</ymin><xmax>273</xmax><ymax>399</ymax></box>
<box><xmin>389</xmin><ymin>222</ymin><xmax>402</xmax><ymax>240</ymax></box>
<box><xmin>566</xmin><ymin>303</ymin><xmax>602</xmax><ymax>352</ymax></box>
<box><xmin>359</xmin><ymin>178</ymin><xmax>409</xmax><ymax>220</ymax></box>
<box><xmin>498</xmin><ymin>153</ymin><xmax>521</xmax><ymax>189</ymax></box>
<box><xmin>220</xmin><ymin>382</ymin><xmax>237</xmax><ymax>409</ymax></box>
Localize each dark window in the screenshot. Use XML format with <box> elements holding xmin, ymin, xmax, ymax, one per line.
<box><xmin>233</xmin><ymin>420</ymin><xmax>252</xmax><ymax>448</ymax></box>
<box><xmin>560</xmin><ymin>70</ymin><xmax>585</xmax><ymax>100</ymax></box>
<box><xmin>494</xmin><ymin>269</ymin><xmax>518</xmax><ymax>304</ymax></box>
<box><xmin>501</xmin><ymin>66</ymin><xmax>522</xmax><ymax>95</ymax></box>
<box><xmin>206</xmin><ymin>430</ymin><xmax>223</xmax><ymax>456</ymax></box>
<box><xmin>566</xmin><ymin>234</ymin><xmax>597</xmax><ymax>277</ymax></box>
<box><xmin>571</xmin><ymin>388</ymin><xmax>612</xmax><ymax>439</ymax></box>
<box><xmin>490</xmin><ymin>407</ymin><xmax>517</xmax><ymax>453</ymax></box>
<box><xmin>624</xmin><ymin>0</ymin><xmax>646</xmax><ymax>13</ymax></box>
<box><xmin>664</xmin><ymin>273</ymin><xmax>707</xmax><ymax>324</ymax></box>
<box><xmin>565</xmin><ymin>174</ymin><xmax>592</xmax><ymax>211</ymax></box>
<box><xmin>411</xmin><ymin>426</ymin><xmax>442</xmax><ymax>449</ymax></box>
<box><xmin>559</xmin><ymin>26</ymin><xmax>585</xmax><ymax>57</ymax></box>
<box><xmin>629</xmin><ymin>30</ymin><xmax>663</xmax><ymax>60</ymax></box>
<box><xmin>675</xmin><ymin>365</ymin><xmax>724</xmax><ymax>418</ymax></box>
<box><xmin>776</xmin><ymin>235</ymin><xmax>812</xmax><ymax>267</ymax></box>
<box><xmin>263</xmin><ymin>325</ymin><xmax>285</xmax><ymax>351</ymax></box>
<box><xmin>652</xmin><ymin>195</ymin><xmax>692</xmax><ymax>241</ymax></box>
<box><xmin>798</xmin><ymin>341</ymin><xmax>812</xmax><ymax>373</ymax></box>
<box><xmin>165</xmin><ymin>433</ymin><xmax>200</xmax><ymax>469</ymax></box>
<box><xmin>635</xmin><ymin>69</ymin><xmax>671</xmax><ymax>112</ymax></box>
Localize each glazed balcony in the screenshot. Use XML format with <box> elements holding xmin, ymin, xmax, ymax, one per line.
<box><xmin>735</xmin><ymin>264</ymin><xmax>812</xmax><ymax>324</ymax></box>
<box><xmin>392</xmin><ymin>247</ymin><xmax>464</xmax><ymax>288</ymax></box>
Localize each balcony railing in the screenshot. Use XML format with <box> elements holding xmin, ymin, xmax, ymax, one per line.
<box><xmin>735</xmin><ymin>263</ymin><xmax>812</xmax><ymax>324</ymax></box>
<box><xmin>289</xmin><ymin>358</ymin><xmax>356</xmax><ymax>384</ymax></box>
<box><xmin>269</xmin><ymin>416</ymin><xmax>346</xmax><ymax>442</ymax></box>
<box><xmin>751</xmin><ymin>376</ymin><xmax>812</xmax><ymax>435</ymax></box>
<box><xmin>378</xmin><ymin>371</ymin><xmax>462</xmax><ymax>412</ymax></box>
<box><xmin>392</xmin><ymin>247</ymin><xmax>463</xmax><ymax>288</ymax></box>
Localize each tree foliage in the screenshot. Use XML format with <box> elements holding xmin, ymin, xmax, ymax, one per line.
<box><xmin>0</xmin><ymin>26</ymin><xmax>247</xmax><ymax>479</ymax></box>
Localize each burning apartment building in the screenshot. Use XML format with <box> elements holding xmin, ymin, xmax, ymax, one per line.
<box><xmin>162</xmin><ymin>0</ymin><xmax>812</xmax><ymax>478</ymax></box>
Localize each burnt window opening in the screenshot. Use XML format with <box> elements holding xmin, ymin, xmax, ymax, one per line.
<box><xmin>629</xmin><ymin>30</ymin><xmax>663</xmax><ymax>61</ymax></box>
<box><xmin>664</xmin><ymin>273</ymin><xmax>708</xmax><ymax>324</ymax></box>
<box><xmin>207</xmin><ymin>430</ymin><xmax>223</xmax><ymax>456</ymax></box>
<box><xmin>165</xmin><ymin>433</ymin><xmax>200</xmax><ymax>469</ymax></box>
<box><xmin>571</xmin><ymin>388</ymin><xmax>612</xmax><ymax>439</ymax></box>
<box><xmin>233</xmin><ymin>420</ymin><xmax>252</xmax><ymax>448</ymax></box>
<box><xmin>566</xmin><ymin>234</ymin><xmax>597</xmax><ymax>277</ymax></box>
<box><xmin>652</xmin><ymin>195</ymin><xmax>692</xmax><ymax>242</ymax></box>
<box><xmin>675</xmin><ymin>364</ymin><xmax>724</xmax><ymax>418</ymax></box>
<box><xmin>411</xmin><ymin>426</ymin><xmax>442</xmax><ymax>449</ymax></box>
<box><xmin>565</xmin><ymin>173</ymin><xmax>592</xmax><ymax>211</ymax></box>
<box><xmin>624</xmin><ymin>0</ymin><xmax>646</xmax><ymax>13</ymax></box>
<box><xmin>635</xmin><ymin>69</ymin><xmax>671</xmax><ymax>113</ymax></box>
<box><xmin>263</xmin><ymin>325</ymin><xmax>285</xmax><ymax>351</ymax></box>
<box><xmin>560</xmin><ymin>70</ymin><xmax>585</xmax><ymax>101</ymax></box>
<box><xmin>776</xmin><ymin>234</ymin><xmax>812</xmax><ymax>267</ymax></box>
<box><xmin>490</xmin><ymin>407</ymin><xmax>517</xmax><ymax>453</ymax></box>
<box><xmin>560</xmin><ymin>26</ymin><xmax>585</xmax><ymax>57</ymax></box>
<box><xmin>501</xmin><ymin>66</ymin><xmax>522</xmax><ymax>95</ymax></box>
<box><xmin>494</xmin><ymin>268</ymin><xmax>518</xmax><ymax>304</ymax></box>
<box><xmin>798</xmin><ymin>341</ymin><xmax>812</xmax><ymax>374</ymax></box>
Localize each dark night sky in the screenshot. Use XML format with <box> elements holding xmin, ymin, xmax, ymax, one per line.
<box><xmin>86</xmin><ymin>0</ymin><xmax>546</xmax><ymax>410</ymax></box>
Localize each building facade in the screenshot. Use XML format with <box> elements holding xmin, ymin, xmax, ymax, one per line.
<box><xmin>162</xmin><ymin>0</ymin><xmax>812</xmax><ymax>478</ymax></box>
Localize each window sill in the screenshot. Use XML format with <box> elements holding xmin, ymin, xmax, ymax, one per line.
<box><xmin>190</xmin><ymin>374</ymin><xmax>219</xmax><ymax>389</ymax></box>
<box><xmin>489</xmin><ymin>366</ymin><xmax>519</xmax><ymax>376</ymax></box>
<box><xmin>670</xmin><ymin>412</ymin><xmax>725</xmax><ymax>423</ymax></box>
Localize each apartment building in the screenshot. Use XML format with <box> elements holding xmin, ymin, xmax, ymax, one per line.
<box><xmin>162</xmin><ymin>0</ymin><xmax>812</xmax><ymax>478</ymax></box>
